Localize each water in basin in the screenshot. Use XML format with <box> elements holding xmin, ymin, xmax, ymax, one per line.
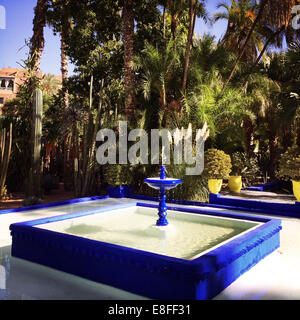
<box><xmin>36</xmin><ymin>206</ymin><xmax>259</xmax><ymax>260</ymax></box>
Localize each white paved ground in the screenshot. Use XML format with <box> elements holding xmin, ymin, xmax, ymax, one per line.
<box><xmin>0</xmin><ymin>197</ymin><xmax>299</xmax><ymax>300</ymax></box>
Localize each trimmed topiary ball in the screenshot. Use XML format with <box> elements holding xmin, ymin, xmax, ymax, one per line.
<box><xmin>204</xmin><ymin>148</ymin><xmax>232</xmax><ymax>179</ymax></box>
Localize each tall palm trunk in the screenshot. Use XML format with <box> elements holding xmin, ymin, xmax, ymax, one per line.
<box><xmin>163</xmin><ymin>5</ymin><xmax>166</xmax><ymax>39</ymax></box>
<box><xmin>123</xmin><ymin>0</ymin><xmax>136</xmax><ymax>124</ymax></box>
<box><xmin>297</xmin><ymin>121</ymin><xmax>300</xmax><ymax>148</ymax></box>
<box><xmin>61</xmin><ymin>35</ymin><xmax>72</xmax><ymax>190</ymax></box>
<box><xmin>171</xmin><ymin>13</ymin><xmax>178</xmax><ymax>42</ymax></box>
<box><xmin>268</xmin><ymin>130</ymin><xmax>279</xmax><ymax>180</ymax></box>
<box><xmin>61</xmin><ymin>36</ymin><xmax>69</xmax><ymax>110</ymax></box>
<box><xmin>30</xmin><ymin>0</ymin><xmax>48</xmax><ymax>74</ymax></box>
<box><xmin>182</xmin><ymin>0</ymin><xmax>196</xmax><ymax>93</ymax></box>
<box><xmin>254</xmin><ymin>26</ymin><xmax>285</xmax><ymax>67</ymax></box>
<box><xmin>243</xmin><ymin>117</ymin><xmax>255</xmax><ymax>156</ymax></box>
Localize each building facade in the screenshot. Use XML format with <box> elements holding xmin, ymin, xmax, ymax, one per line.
<box><xmin>0</xmin><ymin>67</ymin><xmax>26</xmax><ymax>108</ymax></box>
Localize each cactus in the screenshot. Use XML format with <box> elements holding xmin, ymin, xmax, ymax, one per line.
<box><xmin>0</xmin><ymin>123</ymin><xmax>12</xmax><ymax>199</ymax></box>
<box><xmin>25</xmin><ymin>88</ymin><xmax>43</xmax><ymax>205</ymax></box>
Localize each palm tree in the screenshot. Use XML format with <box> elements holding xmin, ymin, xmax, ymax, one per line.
<box><xmin>182</xmin><ymin>0</ymin><xmax>206</xmax><ymax>93</ymax></box>
<box><xmin>47</xmin><ymin>0</ymin><xmax>73</xmax><ymax>189</ymax></box>
<box><xmin>132</xmin><ymin>41</ymin><xmax>181</xmax><ymax>128</ymax></box>
<box><xmin>47</xmin><ymin>0</ymin><xmax>72</xmax><ymax>110</ymax></box>
<box><xmin>60</xmin><ymin>36</ymin><xmax>69</xmax><ymax>108</ymax></box>
<box><xmin>165</xmin><ymin>0</ymin><xmax>186</xmax><ymax>42</ymax></box>
<box><xmin>253</xmin><ymin>0</ymin><xmax>299</xmax><ymax>67</ymax></box>
<box><xmin>122</xmin><ymin>0</ymin><xmax>136</xmax><ymax>124</ymax></box>
<box><xmin>181</xmin><ymin>68</ymin><xmax>254</xmax><ymax>142</ymax></box>
<box><xmin>245</xmin><ymin>53</ymin><xmax>300</xmax><ymax>178</ymax></box>
<box><xmin>41</xmin><ymin>73</ymin><xmax>61</xmax><ymax>95</ymax></box>
<box><xmin>225</xmin><ymin>0</ymin><xmax>296</xmax><ymax>85</ymax></box>
<box><xmin>285</xmin><ymin>44</ymin><xmax>300</xmax><ymax>146</ymax></box>
<box><xmin>214</xmin><ymin>0</ymin><xmax>262</xmax><ymax>63</ymax></box>
<box><xmin>30</xmin><ymin>0</ymin><xmax>48</xmax><ymax>74</ymax></box>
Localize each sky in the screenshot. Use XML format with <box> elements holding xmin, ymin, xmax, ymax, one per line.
<box><xmin>0</xmin><ymin>0</ymin><xmax>228</xmax><ymax>76</ymax></box>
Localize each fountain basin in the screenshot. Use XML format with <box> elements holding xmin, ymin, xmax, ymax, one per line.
<box><xmin>9</xmin><ymin>202</ymin><xmax>281</xmax><ymax>300</ymax></box>
<box><xmin>144</xmin><ymin>177</ymin><xmax>182</xmax><ymax>190</ymax></box>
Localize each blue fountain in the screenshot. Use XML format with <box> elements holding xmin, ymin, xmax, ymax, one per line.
<box><xmin>144</xmin><ymin>165</ymin><xmax>182</xmax><ymax>226</ymax></box>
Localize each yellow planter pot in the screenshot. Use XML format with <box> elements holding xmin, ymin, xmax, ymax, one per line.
<box><xmin>208</xmin><ymin>179</ymin><xmax>223</xmax><ymax>194</ymax></box>
<box><xmin>292</xmin><ymin>180</ymin><xmax>300</xmax><ymax>202</ymax></box>
<box><xmin>228</xmin><ymin>176</ymin><xmax>242</xmax><ymax>193</ymax></box>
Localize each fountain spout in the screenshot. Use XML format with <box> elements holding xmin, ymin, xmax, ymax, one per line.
<box><xmin>144</xmin><ymin>165</ymin><xmax>182</xmax><ymax>227</ymax></box>
<box><xmin>160</xmin><ymin>165</ymin><xmax>166</xmax><ymax>179</ymax></box>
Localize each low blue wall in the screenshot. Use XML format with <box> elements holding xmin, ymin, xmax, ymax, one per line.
<box><xmin>209</xmin><ymin>193</ymin><xmax>300</xmax><ymax>218</ymax></box>
<box><xmin>244</xmin><ymin>181</ymin><xmax>280</xmax><ymax>191</ymax></box>
<box><xmin>0</xmin><ymin>195</ymin><xmax>109</xmax><ymax>215</ymax></box>
<box><xmin>10</xmin><ymin>201</ymin><xmax>281</xmax><ymax>300</ymax></box>
<box><xmin>129</xmin><ymin>192</ymin><xmax>300</xmax><ymax>219</ymax></box>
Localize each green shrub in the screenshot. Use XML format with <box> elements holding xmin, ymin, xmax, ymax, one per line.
<box><xmin>166</xmin><ymin>162</ymin><xmax>209</xmax><ymax>202</ymax></box>
<box><xmin>230</xmin><ymin>152</ymin><xmax>244</xmax><ymax>175</ymax></box>
<box><xmin>103</xmin><ymin>164</ymin><xmax>133</xmax><ymax>186</ymax></box>
<box><xmin>203</xmin><ymin>148</ymin><xmax>232</xmax><ymax>179</ymax></box>
<box><xmin>278</xmin><ymin>145</ymin><xmax>300</xmax><ymax>181</ymax></box>
<box><xmin>230</xmin><ymin>152</ymin><xmax>261</xmax><ymax>186</ymax></box>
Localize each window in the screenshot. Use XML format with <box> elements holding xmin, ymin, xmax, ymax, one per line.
<box><xmin>0</xmin><ymin>97</ymin><xmax>4</xmax><ymax>104</ymax></box>
<box><xmin>8</xmin><ymin>80</ymin><xmax>13</xmax><ymax>90</ymax></box>
<box><xmin>0</xmin><ymin>79</ymin><xmax>5</xmax><ymax>88</ymax></box>
<box><xmin>8</xmin><ymin>80</ymin><xmax>13</xmax><ymax>88</ymax></box>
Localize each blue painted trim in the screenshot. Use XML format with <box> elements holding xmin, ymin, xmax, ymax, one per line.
<box><xmin>244</xmin><ymin>180</ymin><xmax>280</xmax><ymax>191</ymax></box>
<box><xmin>209</xmin><ymin>193</ymin><xmax>300</xmax><ymax>218</ymax></box>
<box><xmin>129</xmin><ymin>193</ymin><xmax>300</xmax><ymax>219</ymax></box>
<box><xmin>11</xmin><ymin>202</ymin><xmax>137</xmax><ymax>227</ymax></box>
<box><xmin>137</xmin><ymin>202</ymin><xmax>271</xmax><ymax>223</ymax></box>
<box><xmin>10</xmin><ymin>200</ymin><xmax>281</xmax><ymax>300</ymax></box>
<box><xmin>107</xmin><ymin>186</ymin><xmax>132</xmax><ymax>198</ymax></box>
<box><xmin>0</xmin><ymin>195</ymin><xmax>109</xmax><ymax>215</ymax></box>
<box><xmin>144</xmin><ymin>178</ymin><xmax>182</xmax><ymax>185</ymax></box>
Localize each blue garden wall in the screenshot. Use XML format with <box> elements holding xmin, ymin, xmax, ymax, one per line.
<box><xmin>209</xmin><ymin>193</ymin><xmax>300</xmax><ymax>218</ymax></box>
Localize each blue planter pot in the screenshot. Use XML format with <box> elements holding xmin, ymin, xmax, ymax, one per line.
<box><xmin>107</xmin><ymin>185</ymin><xmax>132</xmax><ymax>198</ymax></box>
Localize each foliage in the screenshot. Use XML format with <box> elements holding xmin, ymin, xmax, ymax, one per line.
<box><xmin>165</xmin><ymin>161</ymin><xmax>209</xmax><ymax>202</ymax></box>
<box><xmin>181</xmin><ymin>68</ymin><xmax>254</xmax><ymax>137</ymax></box>
<box><xmin>132</xmin><ymin>40</ymin><xmax>181</xmax><ymax>128</ymax></box>
<box><xmin>3</xmin><ymin>0</ymin><xmax>300</xmax><ymax>201</ymax></box>
<box><xmin>230</xmin><ymin>152</ymin><xmax>261</xmax><ymax>185</ymax></box>
<box><xmin>203</xmin><ymin>148</ymin><xmax>232</xmax><ymax>179</ymax></box>
<box><xmin>103</xmin><ymin>164</ymin><xmax>133</xmax><ymax>186</ymax></box>
<box><xmin>278</xmin><ymin>145</ymin><xmax>300</xmax><ymax>181</ymax></box>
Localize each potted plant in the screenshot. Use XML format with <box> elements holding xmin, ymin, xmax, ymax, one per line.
<box><xmin>204</xmin><ymin>149</ymin><xmax>232</xmax><ymax>194</ymax></box>
<box><xmin>103</xmin><ymin>164</ymin><xmax>133</xmax><ymax>198</ymax></box>
<box><xmin>278</xmin><ymin>145</ymin><xmax>300</xmax><ymax>202</ymax></box>
<box><xmin>229</xmin><ymin>152</ymin><xmax>261</xmax><ymax>192</ymax></box>
<box><xmin>229</xmin><ymin>152</ymin><xmax>243</xmax><ymax>193</ymax></box>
